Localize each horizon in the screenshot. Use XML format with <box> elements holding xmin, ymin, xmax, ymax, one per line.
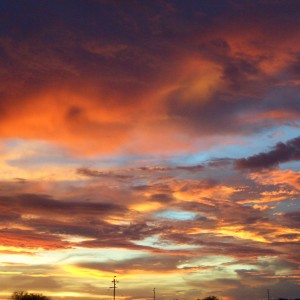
<box><xmin>0</xmin><ymin>1</ymin><xmax>300</xmax><ymax>300</ymax></box>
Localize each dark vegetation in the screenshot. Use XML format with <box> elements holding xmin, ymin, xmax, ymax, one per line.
<box><xmin>10</xmin><ymin>291</ymin><xmax>50</xmax><ymax>300</ymax></box>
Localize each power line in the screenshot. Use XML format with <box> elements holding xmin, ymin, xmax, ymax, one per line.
<box><xmin>110</xmin><ymin>276</ymin><xmax>118</xmax><ymax>300</ymax></box>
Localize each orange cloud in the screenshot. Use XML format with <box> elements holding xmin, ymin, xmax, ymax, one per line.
<box><xmin>0</xmin><ymin>229</ymin><xmax>72</xmax><ymax>251</ymax></box>
<box><xmin>172</xmin><ymin>180</ymin><xmax>237</xmax><ymax>204</ymax></box>
<box><xmin>250</xmin><ymin>169</ymin><xmax>300</xmax><ymax>190</ymax></box>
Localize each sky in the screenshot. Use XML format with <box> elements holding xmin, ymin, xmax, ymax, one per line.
<box><xmin>0</xmin><ymin>1</ymin><xmax>300</xmax><ymax>300</ymax></box>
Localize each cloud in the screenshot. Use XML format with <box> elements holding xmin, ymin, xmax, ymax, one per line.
<box><xmin>77</xmin><ymin>167</ymin><xmax>133</xmax><ymax>180</ymax></box>
<box><xmin>0</xmin><ymin>228</ymin><xmax>72</xmax><ymax>250</ymax></box>
<box><xmin>0</xmin><ymin>1</ymin><xmax>300</xmax><ymax>155</ymax></box>
<box><xmin>1</xmin><ymin>2</ymin><xmax>300</xmax><ymax>299</ymax></box>
<box><xmin>0</xmin><ymin>193</ymin><xmax>129</xmax><ymax>218</ymax></box>
<box><xmin>0</xmin><ymin>192</ymin><xmax>138</xmax><ymax>250</ymax></box>
<box><xmin>77</xmin><ymin>255</ymin><xmax>182</xmax><ymax>273</ymax></box>
<box><xmin>236</xmin><ymin>136</ymin><xmax>300</xmax><ymax>170</ymax></box>
<box><xmin>283</xmin><ymin>211</ymin><xmax>300</xmax><ymax>229</ymax></box>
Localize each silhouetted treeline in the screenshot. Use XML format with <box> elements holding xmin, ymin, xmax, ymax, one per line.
<box><xmin>10</xmin><ymin>291</ymin><xmax>50</xmax><ymax>300</ymax></box>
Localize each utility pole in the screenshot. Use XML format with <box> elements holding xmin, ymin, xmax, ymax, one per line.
<box><xmin>153</xmin><ymin>288</ymin><xmax>156</xmax><ymax>300</ymax></box>
<box><xmin>267</xmin><ymin>289</ymin><xmax>270</xmax><ymax>300</ymax></box>
<box><xmin>110</xmin><ymin>276</ymin><xmax>118</xmax><ymax>300</ymax></box>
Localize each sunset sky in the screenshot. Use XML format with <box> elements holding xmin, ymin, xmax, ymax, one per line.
<box><xmin>1</xmin><ymin>1</ymin><xmax>300</xmax><ymax>300</ymax></box>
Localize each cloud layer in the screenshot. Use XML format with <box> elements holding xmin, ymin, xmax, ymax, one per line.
<box><xmin>1</xmin><ymin>1</ymin><xmax>300</xmax><ymax>154</ymax></box>
<box><xmin>1</xmin><ymin>1</ymin><xmax>300</xmax><ymax>300</ymax></box>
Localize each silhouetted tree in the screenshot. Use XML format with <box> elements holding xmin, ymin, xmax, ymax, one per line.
<box><xmin>202</xmin><ymin>296</ymin><xmax>220</xmax><ymax>300</ymax></box>
<box><xmin>10</xmin><ymin>291</ymin><xmax>50</xmax><ymax>300</ymax></box>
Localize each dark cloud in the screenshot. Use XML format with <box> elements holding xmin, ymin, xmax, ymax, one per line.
<box><xmin>149</xmin><ymin>193</ymin><xmax>174</xmax><ymax>203</ymax></box>
<box><xmin>164</xmin><ymin>231</ymin><xmax>280</xmax><ymax>259</ymax></box>
<box><xmin>282</xmin><ymin>211</ymin><xmax>300</xmax><ymax>229</ymax></box>
<box><xmin>175</xmin><ymin>164</ymin><xmax>204</xmax><ymax>171</ymax></box>
<box><xmin>0</xmin><ymin>193</ymin><xmax>129</xmax><ymax>217</ymax></box>
<box><xmin>26</xmin><ymin>218</ymin><xmax>109</xmax><ymax>239</ymax></box>
<box><xmin>0</xmin><ymin>0</ymin><xmax>181</xmax><ymax>98</ymax></box>
<box><xmin>77</xmin><ymin>167</ymin><xmax>133</xmax><ymax>180</ymax></box>
<box><xmin>235</xmin><ymin>136</ymin><xmax>300</xmax><ymax>170</ymax></box>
